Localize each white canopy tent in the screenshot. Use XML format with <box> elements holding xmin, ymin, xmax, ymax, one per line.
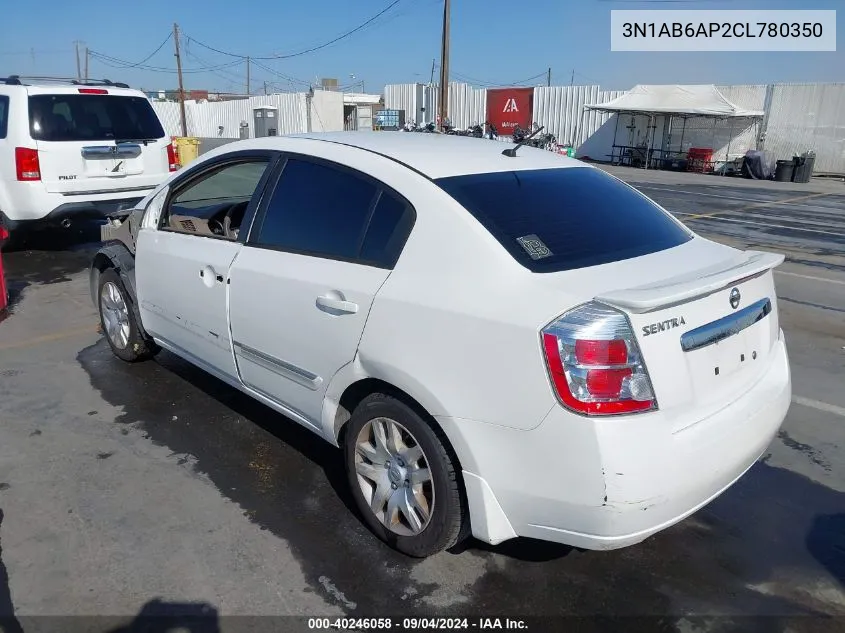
<box><xmin>582</xmin><ymin>84</ymin><xmax>764</xmax><ymax>170</ymax></box>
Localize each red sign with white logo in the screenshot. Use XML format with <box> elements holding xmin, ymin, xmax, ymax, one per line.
<box><xmin>486</xmin><ymin>88</ymin><xmax>533</xmax><ymax>135</ymax></box>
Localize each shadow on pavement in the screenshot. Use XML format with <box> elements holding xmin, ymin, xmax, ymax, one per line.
<box><xmin>806</xmin><ymin>513</ymin><xmax>845</xmax><ymax>587</ymax></box>
<box><xmin>453</xmin><ymin>536</ymin><xmax>574</xmax><ymax>562</ymax></box>
<box><xmin>4</xmin><ymin>221</ymin><xmax>103</xmax><ymax>253</ymax></box>
<box><xmin>0</xmin><ymin>509</ymin><xmax>24</xmax><ymax>633</ymax></box>
<box><xmin>107</xmin><ymin>599</ymin><xmax>220</xmax><ymax>633</ymax></box>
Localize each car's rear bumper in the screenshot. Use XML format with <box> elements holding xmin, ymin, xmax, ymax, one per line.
<box><xmin>437</xmin><ymin>330</ymin><xmax>791</xmax><ymax>549</ymax></box>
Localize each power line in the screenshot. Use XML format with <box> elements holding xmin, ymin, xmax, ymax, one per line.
<box><xmin>89</xmin><ymin>49</ymin><xmax>242</xmax><ymax>74</ymax></box>
<box><xmin>117</xmin><ymin>32</ymin><xmax>173</xmax><ymax>69</ymax></box>
<box><xmin>249</xmin><ymin>59</ymin><xmax>312</xmax><ymax>87</ymax></box>
<box><xmin>185</xmin><ymin>0</ymin><xmax>405</xmax><ymax>60</ymax></box>
<box><xmin>437</xmin><ymin>65</ymin><xmax>547</xmax><ymax>88</ymax></box>
<box><xmin>184</xmin><ymin>47</ymin><xmax>247</xmax><ymax>84</ymax></box>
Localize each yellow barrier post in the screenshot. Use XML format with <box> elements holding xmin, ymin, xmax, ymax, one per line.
<box><xmin>173</xmin><ymin>137</ymin><xmax>201</xmax><ymax>167</ymax></box>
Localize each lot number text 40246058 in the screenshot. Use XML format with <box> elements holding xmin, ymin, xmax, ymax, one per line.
<box><xmin>307</xmin><ymin>617</ymin><xmax>528</xmax><ymax>630</ymax></box>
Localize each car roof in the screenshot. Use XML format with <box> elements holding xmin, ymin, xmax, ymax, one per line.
<box><xmin>245</xmin><ymin>132</ymin><xmax>587</xmax><ymax>179</ymax></box>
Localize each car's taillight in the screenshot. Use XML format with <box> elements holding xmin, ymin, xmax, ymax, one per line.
<box><xmin>78</xmin><ymin>88</ymin><xmax>108</xmax><ymax>94</ymax></box>
<box><xmin>166</xmin><ymin>143</ymin><xmax>179</xmax><ymax>172</ymax></box>
<box><xmin>15</xmin><ymin>147</ymin><xmax>41</xmax><ymax>181</ymax></box>
<box><xmin>541</xmin><ymin>301</ymin><xmax>656</xmax><ymax>416</ymax></box>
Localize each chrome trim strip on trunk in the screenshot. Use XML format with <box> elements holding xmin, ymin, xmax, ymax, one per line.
<box><xmin>232</xmin><ymin>341</ymin><xmax>323</xmax><ymax>391</ymax></box>
<box><xmin>680</xmin><ymin>298</ymin><xmax>772</xmax><ymax>352</ymax></box>
<box><xmin>81</xmin><ymin>144</ymin><xmax>143</xmax><ymax>159</ymax></box>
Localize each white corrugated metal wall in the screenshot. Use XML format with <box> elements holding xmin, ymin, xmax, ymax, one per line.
<box><xmin>151</xmin><ymin>93</ymin><xmax>309</xmax><ymax>138</ymax></box>
<box><xmin>532</xmin><ymin>86</ymin><xmax>626</xmax><ymax>153</ymax></box>
<box><xmin>385</xmin><ymin>83</ymin><xmax>486</xmax><ymax>128</ymax></box>
<box><xmin>761</xmin><ymin>83</ymin><xmax>845</xmax><ymax>175</ymax></box>
<box><xmin>157</xmin><ymin>84</ymin><xmax>845</xmax><ymax>174</ymax></box>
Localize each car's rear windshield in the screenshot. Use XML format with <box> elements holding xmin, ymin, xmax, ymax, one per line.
<box><xmin>434</xmin><ymin>167</ymin><xmax>693</xmax><ymax>273</ymax></box>
<box><xmin>28</xmin><ymin>94</ymin><xmax>165</xmax><ymax>142</ymax></box>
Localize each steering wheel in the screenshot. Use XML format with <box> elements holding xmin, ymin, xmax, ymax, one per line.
<box><xmin>208</xmin><ymin>216</ymin><xmax>226</xmax><ymax>237</ymax></box>
<box><xmin>222</xmin><ymin>201</ymin><xmax>249</xmax><ymax>240</ymax></box>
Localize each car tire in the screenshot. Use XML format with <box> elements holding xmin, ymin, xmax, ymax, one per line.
<box><xmin>97</xmin><ymin>268</ymin><xmax>157</xmax><ymax>363</ymax></box>
<box><xmin>344</xmin><ymin>393</ymin><xmax>468</xmax><ymax>557</ymax></box>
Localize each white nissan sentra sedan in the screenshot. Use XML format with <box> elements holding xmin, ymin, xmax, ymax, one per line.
<box><xmin>89</xmin><ymin>132</ymin><xmax>791</xmax><ymax>557</ymax></box>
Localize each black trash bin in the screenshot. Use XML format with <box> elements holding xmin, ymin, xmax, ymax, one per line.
<box><xmin>792</xmin><ymin>151</ymin><xmax>816</xmax><ymax>184</ymax></box>
<box><xmin>775</xmin><ymin>159</ymin><xmax>794</xmax><ymax>182</ymax></box>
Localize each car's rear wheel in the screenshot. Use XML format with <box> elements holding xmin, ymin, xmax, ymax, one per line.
<box><xmin>344</xmin><ymin>393</ymin><xmax>468</xmax><ymax>557</ymax></box>
<box><xmin>97</xmin><ymin>268</ymin><xmax>157</xmax><ymax>362</ymax></box>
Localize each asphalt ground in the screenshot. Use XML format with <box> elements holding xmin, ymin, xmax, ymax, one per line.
<box><xmin>0</xmin><ymin>167</ymin><xmax>843</xmax><ymax>633</ymax></box>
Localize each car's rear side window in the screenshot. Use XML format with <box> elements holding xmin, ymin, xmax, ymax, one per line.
<box><xmin>28</xmin><ymin>94</ymin><xmax>165</xmax><ymax>142</ymax></box>
<box><xmin>254</xmin><ymin>157</ymin><xmax>415</xmax><ymax>268</ymax></box>
<box><xmin>434</xmin><ymin>167</ymin><xmax>692</xmax><ymax>273</ymax></box>
<box><xmin>0</xmin><ymin>96</ymin><xmax>9</xmax><ymax>139</ymax></box>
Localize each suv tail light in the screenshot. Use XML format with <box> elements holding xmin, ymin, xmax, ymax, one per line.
<box><xmin>542</xmin><ymin>302</ymin><xmax>656</xmax><ymax>416</ymax></box>
<box><xmin>166</xmin><ymin>143</ymin><xmax>179</xmax><ymax>172</ymax></box>
<box><xmin>15</xmin><ymin>147</ymin><xmax>41</xmax><ymax>181</ymax></box>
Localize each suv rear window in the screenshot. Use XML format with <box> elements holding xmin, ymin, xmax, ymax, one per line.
<box><xmin>28</xmin><ymin>94</ymin><xmax>165</xmax><ymax>142</ymax></box>
<box><xmin>434</xmin><ymin>167</ymin><xmax>692</xmax><ymax>273</ymax></box>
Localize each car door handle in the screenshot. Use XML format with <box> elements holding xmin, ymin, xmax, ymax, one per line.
<box><xmin>316</xmin><ymin>295</ymin><xmax>359</xmax><ymax>314</ymax></box>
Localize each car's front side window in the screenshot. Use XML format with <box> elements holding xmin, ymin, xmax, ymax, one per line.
<box><xmin>160</xmin><ymin>160</ymin><xmax>270</xmax><ymax>240</ymax></box>
<box><xmin>253</xmin><ymin>158</ymin><xmax>415</xmax><ymax>268</ymax></box>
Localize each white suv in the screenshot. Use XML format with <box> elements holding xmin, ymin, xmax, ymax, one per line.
<box><xmin>0</xmin><ymin>75</ymin><xmax>177</xmax><ymax>238</ymax></box>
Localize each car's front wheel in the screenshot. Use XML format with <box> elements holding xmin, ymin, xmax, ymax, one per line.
<box><xmin>344</xmin><ymin>393</ymin><xmax>468</xmax><ymax>557</ymax></box>
<box><xmin>97</xmin><ymin>268</ymin><xmax>157</xmax><ymax>362</ymax></box>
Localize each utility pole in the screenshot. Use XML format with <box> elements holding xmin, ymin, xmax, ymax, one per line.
<box><xmin>263</xmin><ymin>81</ymin><xmax>268</xmax><ymax>96</ymax></box>
<box><xmin>430</xmin><ymin>58</ymin><xmax>436</xmax><ymax>85</ymax></box>
<box><xmin>173</xmin><ymin>23</ymin><xmax>188</xmax><ymax>137</ymax></box>
<box><xmin>438</xmin><ymin>0</ymin><xmax>451</xmax><ymax>131</ymax></box>
<box><xmin>570</xmin><ymin>69</ymin><xmax>575</xmax><ymax>87</ymax></box>
<box><xmin>246</xmin><ymin>56</ymin><xmax>251</xmax><ymax>96</ymax></box>
<box><xmin>84</xmin><ymin>46</ymin><xmax>89</xmax><ymax>81</ymax></box>
<box><xmin>75</xmin><ymin>42</ymin><xmax>81</xmax><ymax>80</ymax></box>
<box><xmin>547</xmin><ymin>67</ymin><xmax>551</xmax><ymax>87</ymax></box>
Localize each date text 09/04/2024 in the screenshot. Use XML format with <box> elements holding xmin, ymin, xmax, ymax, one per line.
<box><xmin>622</xmin><ymin>22</ymin><xmax>823</xmax><ymax>39</ymax></box>
<box><xmin>307</xmin><ymin>617</ymin><xmax>528</xmax><ymax>630</ymax></box>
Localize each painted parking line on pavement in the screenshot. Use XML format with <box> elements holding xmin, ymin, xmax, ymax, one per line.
<box><xmin>793</xmin><ymin>396</ymin><xmax>845</xmax><ymax>419</ymax></box>
<box><xmin>775</xmin><ymin>271</ymin><xmax>845</xmax><ymax>287</ymax></box>
<box><xmin>681</xmin><ymin>213</ymin><xmax>845</xmax><ymax>238</ymax></box>
<box><xmin>684</xmin><ymin>191</ymin><xmax>832</xmax><ymax>221</ymax></box>
<box><xmin>638</xmin><ymin>185</ymin><xmax>774</xmax><ymax>204</ymax></box>
<box><xmin>0</xmin><ymin>325</ymin><xmax>95</xmax><ymax>352</ymax></box>
<box><xmin>639</xmin><ymin>185</ymin><xmax>841</xmax><ymax>207</ymax></box>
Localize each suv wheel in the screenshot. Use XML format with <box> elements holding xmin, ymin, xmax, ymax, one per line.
<box><xmin>344</xmin><ymin>393</ymin><xmax>468</xmax><ymax>557</ymax></box>
<box><xmin>97</xmin><ymin>268</ymin><xmax>157</xmax><ymax>362</ymax></box>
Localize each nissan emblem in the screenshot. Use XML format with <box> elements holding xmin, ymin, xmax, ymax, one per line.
<box><xmin>729</xmin><ymin>287</ymin><xmax>741</xmax><ymax>310</ymax></box>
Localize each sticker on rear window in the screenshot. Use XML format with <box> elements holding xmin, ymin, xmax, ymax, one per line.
<box><xmin>516</xmin><ymin>234</ymin><xmax>553</xmax><ymax>260</ymax></box>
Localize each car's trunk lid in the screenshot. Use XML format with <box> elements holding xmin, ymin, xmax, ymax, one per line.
<box><xmin>596</xmin><ymin>249</ymin><xmax>783</xmax><ymax>428</ymax></box>
<box><xmin>531</xmin><ymin>239</ymin><xmax>784</xmax><ymax>427</ymax></box>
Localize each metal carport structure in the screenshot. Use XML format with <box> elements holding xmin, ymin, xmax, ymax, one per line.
<box><xmin>582</xmin><ymin>84</ymin><xmax>765</xmax><ymax>170</ymax></box>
